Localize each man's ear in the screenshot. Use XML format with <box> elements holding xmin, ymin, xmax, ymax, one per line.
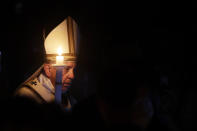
<box><xmin>43</xmin><ymin>64</ymin><xmax>51</xmax><ymax>78</ymax></box>
<box><xmin>43</xmin><ymin>64</ymin><xmax>56</xmax><ymax>87</ymax></box>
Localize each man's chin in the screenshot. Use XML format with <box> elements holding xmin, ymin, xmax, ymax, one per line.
<box><xmin>62</xmin><ymin>86</ymin><xmax>70</xmax><ymax>94</ymax></box>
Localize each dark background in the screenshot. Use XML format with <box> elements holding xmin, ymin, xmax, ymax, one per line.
<box><xmin>0</xmin><ymin>1</ymin><xmax>193</xmax><ymax>130</ymax></box>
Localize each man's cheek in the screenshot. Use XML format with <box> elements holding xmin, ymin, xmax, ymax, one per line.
<box><xmin>51</xmin><ymin>68</ymin><xmax>56</xmax><ymax>77</ymax></box>
<box><xmin>62</xmin><ymin>75</ymin><xmax>67</xmax><ymax>84</ymax></box>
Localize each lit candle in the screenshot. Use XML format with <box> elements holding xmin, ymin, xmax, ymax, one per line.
<box><xmin>56</xmin><ymin>55</ymin><xmax>64</xmax><ymax>65</ymax></box>
<box><xmin>55</xmin><ymin>47</ymin><xmax>64</xmax><ymax>104</ymax></box>
<box><xmin>56</xmin><ymin>47</ymin><xmax>64</xmax><ymax>65</ymax></box>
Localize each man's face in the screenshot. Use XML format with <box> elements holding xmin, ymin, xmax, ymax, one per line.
<box><xmin>44</xmin><ymin>62</ymin><xmax>76</xmax><ymax>93</ymax></box>
<box><xmin>62</xmin><ymin>62</ymin><xmax>76</xmax><ymax>93</ymax></box>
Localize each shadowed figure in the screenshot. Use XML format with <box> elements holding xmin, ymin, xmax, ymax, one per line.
<box><xmin>71</xmin><ymin>42</ymin><xmax>177</xmax><ymax>130</ymax></box>
<box><xmin>69</xmin><ymin>3</ymin><xmax>178</xmax><ymax>129</ymax></box>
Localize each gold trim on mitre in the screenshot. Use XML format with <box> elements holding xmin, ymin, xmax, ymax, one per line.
<box><xmin>46</xmin><ymin>54</ymin><xmax>76</xmax><ymax>64</ymax></box>
<box><xmin>44</xmin><ymin>16</ymin><xmax>79</xmax><ymax>63</ymax></box>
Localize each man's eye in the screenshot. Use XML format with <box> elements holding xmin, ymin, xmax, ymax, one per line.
<box><xmin>64</xmin><ymin>67</ymin><xmax>70</xmax><ymax>71</ymax></box>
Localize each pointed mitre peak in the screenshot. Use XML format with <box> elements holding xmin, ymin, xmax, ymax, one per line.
<box><xmin>44</xmin><ymin>16</ymin><xmax>79</xmax><ymax>62</ymax></box>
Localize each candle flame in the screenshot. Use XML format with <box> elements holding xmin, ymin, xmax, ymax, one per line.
<box><xmin>57</xmin><ymin>47</ymin><xmax>63</xmax><ymax>56</ymax></box>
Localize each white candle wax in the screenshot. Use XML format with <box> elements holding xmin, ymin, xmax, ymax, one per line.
<box><xmin>56</xmin><ymin>55</ymin><xmax>64</xmax><ymax>65</ymax></box>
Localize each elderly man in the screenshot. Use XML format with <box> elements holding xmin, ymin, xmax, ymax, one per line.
<box><xmin>15</xmin><ymin>16</ymin><xmax>79</xmax><ymax>110</ymax></box>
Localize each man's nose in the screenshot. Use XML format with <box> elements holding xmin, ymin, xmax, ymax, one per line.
<box><xmin>68</xmin><ymin>69</ymin><xmax>74</xmax><ymax>79</ymax></box>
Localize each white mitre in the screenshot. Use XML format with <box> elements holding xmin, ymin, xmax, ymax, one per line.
<box><xmin>44</xmin><ymin>16</ymin><xmax>80</xmax><ymax>63</ymax></box>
